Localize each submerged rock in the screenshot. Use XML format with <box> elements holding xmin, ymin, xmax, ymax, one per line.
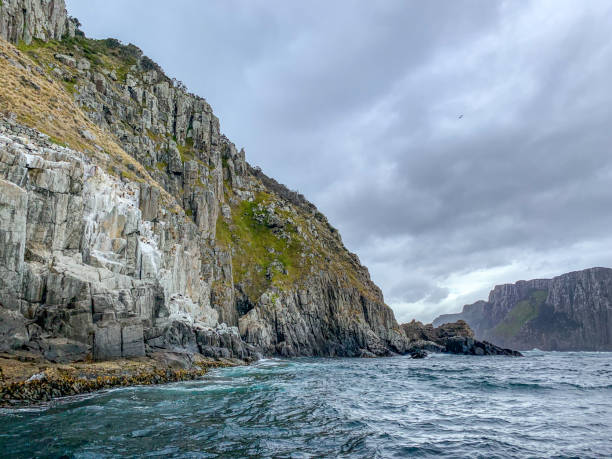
<box><xmin>410</xmin><ymin>349</ymin><xmax>427</xmax><ymax>359</ymax></box>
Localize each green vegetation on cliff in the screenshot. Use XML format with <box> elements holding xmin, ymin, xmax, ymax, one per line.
<box><xmin>493</xmin><ymin>290</ymin><xmax>547</xmax><ymax>339</ymax></box>
<box><xmin>18</xmin><ymin>35</ymin><xmax>144</xmax><ymax>83</ymax></box>
<box><xmin>216</xmin><ymin>192</ymin><xmax>312</xmax><ymax>300</ymax></box>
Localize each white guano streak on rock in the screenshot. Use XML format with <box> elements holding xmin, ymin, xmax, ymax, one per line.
<box><xmin>81</xmin><ymin>166</ymin><xmax>162</xmax><ymax>279</ymax></box>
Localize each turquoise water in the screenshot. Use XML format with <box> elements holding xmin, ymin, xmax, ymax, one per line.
<box><xmin>1</xmin><ymin>351</ymin><xmax>611</xmax><ymax>458</ymax></box>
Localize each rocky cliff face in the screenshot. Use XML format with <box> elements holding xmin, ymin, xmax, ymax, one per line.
<box><xmin>0</xmin><ymin>0</ymin><xmax>76</xmax><ymax>45</ymax></box>
<box><xmin>434</xmin><ymin>268</ymin><xmax>612</xmax><ymax>351</ymax></box>
<box><xmin>0</xmin><ymin>0</ymin><xmax>408</xmax><ymax>363</ymax></box>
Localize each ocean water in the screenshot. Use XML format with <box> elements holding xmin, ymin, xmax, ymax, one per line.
<box><xmin>1</xmin><ymin>351</ymin><xmax>611</xmax><ymax>458</ymax></box>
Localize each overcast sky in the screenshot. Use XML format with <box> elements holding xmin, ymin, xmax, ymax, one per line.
<box><xmin>66</xmin><ymin>0</ymin><xmax>612</xmax><ymax>323</ymax></box>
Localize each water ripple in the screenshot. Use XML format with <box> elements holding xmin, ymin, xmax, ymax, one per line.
<box><xmin>1</xmin><ymin>351</ymin><xmax>611</xmax><ymax>457</ymax></box>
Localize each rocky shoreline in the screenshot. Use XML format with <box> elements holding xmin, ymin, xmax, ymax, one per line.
<box><xmin>0</xmin><ymin>351</ymin><xmax>245</xmax><ymax>407</ymax></box>
<box><xmin>1</xmin><ymin>319</ymin><xmax>523</xmax><ymax>407</ymax></box>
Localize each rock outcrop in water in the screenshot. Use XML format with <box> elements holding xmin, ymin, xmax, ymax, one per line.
<box><xmin>401</xmin><ymin>320</ymin><xmax>522</xmax><ymax>356</ymax></box>
<box><xmin>0</xmin><ymin>0</ymin><xmax>409</xmax><ymax>365</ymax></box>
<box><xmin>433</xmin><ymin>268</ymin><xmax>612</xmax><ymax>351</ymax></box>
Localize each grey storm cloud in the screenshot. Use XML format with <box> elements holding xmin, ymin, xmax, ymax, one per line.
<box><xmin>66</xmin><ymin>0</ymin><xmax>612</xmax><ymax>323</ymax></box>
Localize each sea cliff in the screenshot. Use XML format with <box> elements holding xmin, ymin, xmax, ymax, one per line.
<box><xmin>0</xmin><ymin>0</ymin><xmax>409</xmax><ymax>377</ymax></box>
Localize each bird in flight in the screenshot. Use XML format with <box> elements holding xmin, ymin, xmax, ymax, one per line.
<box><xmin>458</xmin><ymin>114</ymin><xmax>463</xmax><ymax>119</ymax></box>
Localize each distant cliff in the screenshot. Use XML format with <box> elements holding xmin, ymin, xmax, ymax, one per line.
<box><xmin>434</xmin><ymin>268</ymin><xmax>612</xmax><ymax>351</ymax></box>
<box><xmin>0</xmin><ymin>0</ymin><xmax>408</xmax><ymax>364</ymax></box>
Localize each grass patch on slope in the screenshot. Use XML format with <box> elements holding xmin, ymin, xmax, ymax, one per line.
<box><xmin>216</xmin><ymin>192</ymin><xmax>309</xmax><ymax>301</ymax></box>
<box><xmin>494</xmin><ymin>290</ymin><xmax>548</xmax><ymax>339</ymax></box>
<box><xmin>17</xmin><ymin>36</ymin><xmax>141</xmax><ymax>82</ymax></box>
<box><xmin>177</xmin><ymin>138</ymin><xmax>195</xmax><ymax>162</ymax></box>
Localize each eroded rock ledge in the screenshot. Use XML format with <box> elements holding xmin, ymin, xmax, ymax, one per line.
<box><xmin>0</xmin><ymin>350</ymin><xmax>243</xmax><ymax>407</ymax></box>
